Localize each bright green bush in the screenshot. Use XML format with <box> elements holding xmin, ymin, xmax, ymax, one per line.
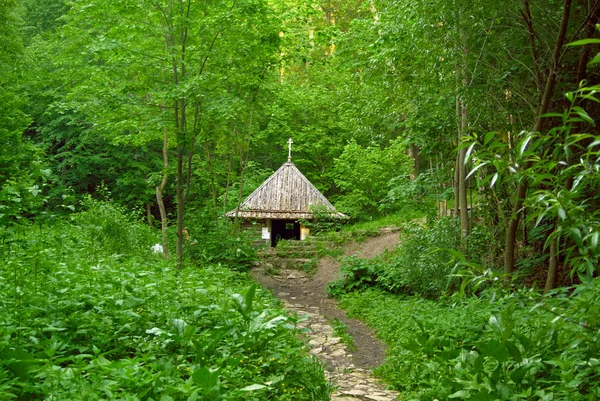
<box><xmin>339</xmin><ymin>284</ymin><xmax>600</xmax><ymax>401</ymax></box>
<box><xmin>0</xmin><ymin>204</ymin><xmax>329</xmax><ymax>400</ymax></box>
<box><xmin>329</xmin><ymin>217</ymin><xmax>462</xmax><ymax>298</ymax></box>
<box><xmin>186</xmin><ymin>217</ymin><xmax>258</xmax><ymax>271</ymax></box>
<box><xmin>332</xmin><ymin>138</ymin><xmax>412</xmax><ymax>218</ymax></box>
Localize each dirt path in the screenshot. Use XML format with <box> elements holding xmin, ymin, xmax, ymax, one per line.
<box><xmin>252</xmin><ymin>232</ymin><xmax>400</xmax><ymax>401</ymax></box>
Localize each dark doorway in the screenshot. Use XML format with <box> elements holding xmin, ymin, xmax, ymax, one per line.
<box><xmin>271</xmin><ymin>219</ymin><xmax>300</xmax><ymax>247</ymax></box>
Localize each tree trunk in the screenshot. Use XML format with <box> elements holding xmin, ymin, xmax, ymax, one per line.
<box><xmin>146</xmin><ymin>202</ymin><xmax>152</xmax><ymax>226</ymax></box>
<box><xmin>176</xmin><ymin>140</ymin><xmax>184</xmax><ymax>270</ymax></box>
<box><xmin>156</xmin><ymin>127</ymin><xmax>169</xmax><ymax>259</ymax></box>
<box><xmin>458</xmin><ymin>98</ymin><xmax>469</xmax><ymax>240</ymax></box>
<box><xmin>544</xmin><ymin>236</ymin><xmax>558</xmax><ymax>293</ymax></box>
<box><xmin>453</xmin><ymin>155</ymin><xmax>460</xmax><ymax>218</ymax></box>
<box><xmin>408</xmin><ymin>144</ymin><xmax>420</xmax><ymax>179</ymax></box>
<box><xmin>503</xmin><ymin>0</ymin><xmax>573</xmax><ymax>283</ymax></box>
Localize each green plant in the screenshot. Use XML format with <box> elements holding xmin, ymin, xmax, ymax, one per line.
<box><xmin>328</xmin><ymin>256</ymin><xmax>381</xmax><ymax>298</ymax></box>
<box><xmin>0</xmin><ymin>202</ymin><xmax>330</xmax><ymax>400</ymax></box>
<box><xmin>338</xmin><ymin>281</ymin><xmax>600</xmax><ymax>401</ymax></box>
<box><xmin>187</xmin><ymin>216</ymin><xmax>258</xmax><ymax>271</ymax></box>
<box><xmin>329</xmin><ymin>217</ymin><xmax>464</xmax><ymax>299</ymax></box>
<box><xmin>299</xmin><ymin>204</ymin><xmax>345</xmax><ymax>235</ymax></box>
<box><xmin>330</xmin><ymin>318</ymin><xmax>356</xmax><ymax>351</ymax></box>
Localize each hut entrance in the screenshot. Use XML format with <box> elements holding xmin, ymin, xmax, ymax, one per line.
<box><xmin>271</xmin><ymin>219</ymin><xmax>300</xmax><ymax>247</ymax></box>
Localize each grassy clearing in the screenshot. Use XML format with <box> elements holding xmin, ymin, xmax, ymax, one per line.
<box><xmin>0</xmin><ymin>200</ymin><xmax>329</xmax><ymax>400</ymax></box>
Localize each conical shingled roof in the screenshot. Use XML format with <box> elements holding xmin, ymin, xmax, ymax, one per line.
<box><xmin>226</xmin><ymin>162</ymin><xmax>346</xmax><ymax>220</ymax></box>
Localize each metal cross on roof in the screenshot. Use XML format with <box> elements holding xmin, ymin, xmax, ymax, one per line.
<box><xmin>287</xmin><ymin>138</ymin><xmax>293</xmax><ymax>162</ymax></box>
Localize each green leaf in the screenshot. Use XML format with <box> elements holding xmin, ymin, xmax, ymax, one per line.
<box><xmin>505</xmin><ymin>340</ymin><xmax>522</xmax><ymax>363</ymax></box>
<box><xmin>490</xmin><ymin>173</ymin><xmax>498</xmax><ymax>188</ymax></box>
<box><xmin>464</xmin><ymin>142</ymin><xmax>476</xmax><ymax>164</ymax></box>
<box><xmin>241</xmin><ymin>384</ymin><xmax>268</xmax><ymax>391</ymax></box>
<box><xmin>479</xmin><ymin>339</ymin><xmax>508</xmax><ymax>363</ymax></box>
<box><xmin>590</xmin><ymin>232</ymin><xmax>599</xmax><ymax>249</ymax></box>
<box><xmin>588</xmin><ymin>139</ymin><xmax>600</xmax><ymax>149</ymax></box>
<box><xmin>192</xmin><ymin>367</ymin><xmax>220</xmax><ymax>391</ymax></box>
<box><xmin>449</xmin><ymin>390</ymin><xmax>470</xmax><ymax>398</ymax></box>
<box><xmin>565</xmin><ymin>38</ymin><xmax>600</xmax><ymax>46</ymax></box>
<box><xmin>466</xmin><ymin>162</ymin><xmax>489</xmax><ymax>180</ymax></box>
<box><xmin>572</xmin><ymin>106</ymin><xmax>595</xmax><ymax>126</ymax></box>
<box><xmin>510</xmin><ymin>366</ymin><xmax>529</xmax><ymax>384</ymax></box>
<box><xmin>588</xmin><ymin>53</ymin><xmax>600</xmax><ymax>65</ymax></box>
<box><xmin>483</xmin><ymin>132</ymin><xmax>495</xmax><ymax>146</ymax></box>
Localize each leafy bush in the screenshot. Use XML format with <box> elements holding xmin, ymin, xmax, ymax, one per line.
<box><xmin>332</xmin><ymin>138</ymin><xmax>412</xmax><ymax>217</ymax></box>
<box><xmin>339</xmin><ymin>283</ymin><xmax>600</xmax><ymax>401</ymax></box>
<box><xmin>75</xmin><ymin>196</ymin><xmax>157</xmax><ymax>257</ymax></box>
<box><xmin>299</xmin><ymin>204</ymin><xmax>345</xmax><ymax>235</ymax></box>
<box><xmin>0</xmin><ymin>205</ymin><xmax>329</xmax><ymax>400</ymax></box>
<box><xmin>186</xmin><ymin>217</ymin><xmax>258</xmax><ymax>271</ymax></box>
<box><xmin>328</xmin><ymin>256</ymin><xmax>381</xmax><ymax>298</ymax></box>
<box><xmin>329</xmin><ymin>217</ymin><xmax>462</xmax><ymax>299</ymax></box>
<box><xmin>379</xmin><ymin>170</ymin><xmax>441</xmax><ymax>217</ymax></box>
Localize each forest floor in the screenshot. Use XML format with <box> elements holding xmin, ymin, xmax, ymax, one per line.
<box><xmin>251</xmin><ymin>232</ymin><xmax>401</xmax><ymax>401</ymax></box>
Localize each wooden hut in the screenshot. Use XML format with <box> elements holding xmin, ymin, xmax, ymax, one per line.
<box><xmin>226</xmin><ymin>142</ymin><xmax>346</xmax><ymax>247</ymax></box>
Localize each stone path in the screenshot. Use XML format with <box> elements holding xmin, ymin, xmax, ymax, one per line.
<box><xmin>283</xmin><ymin>299</ymin><xmax>399</xmax><ymax>401</ymax></box>
<box><xmin>253</xmin><ymin>231</ymin><xmax>403</xmax><ymax>400</ymax></box>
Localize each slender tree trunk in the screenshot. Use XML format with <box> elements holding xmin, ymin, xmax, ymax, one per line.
<box><xmin>453</xmin><ymin>155</ymin><xmax>460</xmax><ymax>218</ymax></box>
<box><xmin>156</xmin><ymin>126</ymin><xmax>170</xmax><ymax>259</ymax></box>
<box><xmin>408</xmin><ymin>145</ymin><xmax>420</xmax><ymax>179</ymax></box>
<box><xmin>222</xmin><ymin>151</ymin><xmax>234</xmax><ymax>214</ymax></box>
<box><xmin>503</xmin><ymin>0</ymin><xmax>573</xmax><ymax>283</ymax></box>
<box><xmin>544</xmin><ymin>236</ymin><xmax>558</xmax><ymax>293</ymax></box>
<box><xmin>459</xmin><ymin>30</ymin><xmax>470</xmax><ymax>240</ymax></box>
<box><xmin>458</xmin><ymin>99</ymin><xmax>469</xmax><ymax>239</ymax></box>
<box><xmin>204</xmin><ymin>135</ymin><xmax>219</xmax><ymax>228</ymax></box>
<box><xmin>576</xmin><ymin>2</ymin><xmax>600</xmax><ymax>83</ymax></box>
<box><xmin>176</xmin><ymin>98</ymin><xmax>186</xmax><ymax>270</ymax></box>
<box><xmin>146</xmin><ymin>203</ymin><xmax>152</xmax><ymax>226</ymax></box>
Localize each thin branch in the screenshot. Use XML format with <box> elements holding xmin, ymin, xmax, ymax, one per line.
<box><xmin>469</xmin><ymin>12</ymin><xmax>497</xmax><ymax>86</ymax></box>
<box><xmin>520</xmin><ymin>0</ymin><xmax>543</xmax><ymax>91</ymax></box>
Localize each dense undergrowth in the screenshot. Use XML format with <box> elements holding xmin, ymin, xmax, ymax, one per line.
<box><xmin>0</xmin><ymin>200</ymin><xmax>329</xmax><ymax>400</ymax></box>
<box><xmin>329</xmin><ymin>217</ymin><xmax>497</xmax><ymax>299</ymax></box>
<box><xmin>339</xmin><ymin>285</ymin><xmax>600</xmax><ymax>400</ymax></box>
<box><xmin>328</xmin><ymin>215</ymin><xmax>600</xmax><ymax>400</ymax></box>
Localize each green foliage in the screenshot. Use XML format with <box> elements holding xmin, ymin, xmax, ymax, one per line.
<box><xmin>339</xmin><ymin>284</ymin><xmax>600</xmax><ymax>401</ymax></box>
<box><xmin>378</xmin><ymin>218</ymin><xmax>459</xmax><ymax>297</ymax></box>
<box><xmin>329</xmin><ymin>218</ymin><xmax>463</xmax><ymax>299</ymax></box>
<box><xmin>74</xmin><ymin>197</ymin><xmax>156</xmax><ymax>257</ymax></box>
<box><xmin>333</xmin><ymin>138</ymin><xmax>412</xmax><ymax>218</ymax></box>
<box><xmin>0</xmin><ymin>203</ymin><xmax>329</xmax><ymax>400</ymax></box>
<box><xmin>328</xmin><ymin>256</ymin><xmax>380</xmax><ymax>298</ymax></box>
<box><xmin>330</xmin><ymin>318</ymin><xmax>356</xmax><ymax>352</ymax></box>
<box><xmin>467</xmin><ymin>84</ymin><xmax>600</xmax><ymax>282</ymax></box>
<box><xmin>299</xmin><ymin>205</ymin><xmax>345</xmax><ymax>235</ymax></box>
<box><xmin>379</xmin><ymin>170</ymin><xmax>441</xmax><ymax>218</ymax></box>
<box><xmin>186</xmin><ymin>217</ymin><xmax>258</xmax><ymax>272</ymax></box>
<box><xmin>0</xmin><ymin>0</ymin><xmax>35</xmax><ymax>190</ymax></box>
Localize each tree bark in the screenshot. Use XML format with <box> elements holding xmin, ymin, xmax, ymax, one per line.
<box><xmin>503</xmin><ymin>0</ymin><xmax>573</xmax><ymax>283</ymax></box>
<box><xmin>156</xmin><ymin>126</ymin><xmax>170</xmax><ymax>259</ymax></box>
<box><xmin>146</xmin><ymin>202</ymin><xmax>152</xmax><ymax>226</ymax></box>
<box><xmin>576</xmin><ymin>1</ymin><xmax>600</xmax><ymax>83</ymax></box>
<box><xmin>408</xmin><ymin>144</ymin><xmax>420</xmax><ymax>179</ymax></box>
<box><xmin>544</xmin><ymin>236</ymin><xmax>558</xmax><ymax>294</ymax></box>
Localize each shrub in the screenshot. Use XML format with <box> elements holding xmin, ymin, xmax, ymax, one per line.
<box><xmin>0</xmin><ymin>206</ymin><xmax>330</xmax><ymax>400</ymax></box>
<box><xmin>339</xmin><ymin>282</ymin><xmax>600</xmax><ymax>401</ymax></box>
<box><xmin>186</xmin><ymin>217</ymin><xmax>257</xmax><ymax>271</ymax></box>
<box><xmin>328</xmin><ymin>217</ymin><xmax>462</xmax><ymax>299</ymax></box>
<box><xmin>75</xmin><ymin>196</ymin><xmax>157</xmax><ymax>257</ymax></box>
